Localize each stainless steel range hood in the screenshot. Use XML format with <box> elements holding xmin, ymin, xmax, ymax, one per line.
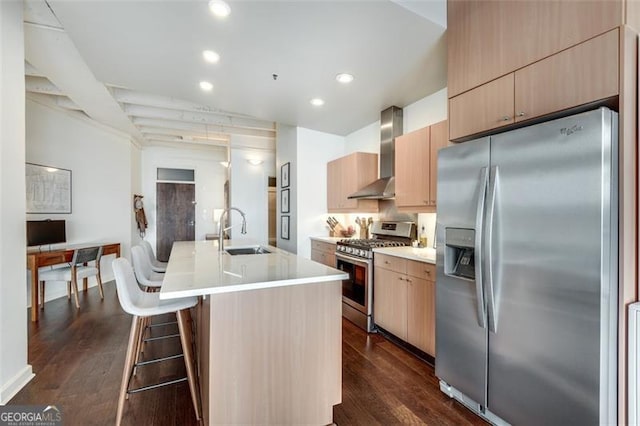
<box><xmin>348</xmin><ymin>106</ymin><xmax>403</xmax><ymax>200</ymax></box>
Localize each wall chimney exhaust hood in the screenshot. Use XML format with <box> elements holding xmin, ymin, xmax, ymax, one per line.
<box><xmin>348</xmin><ymin>106</ymin><xmax>403</xmax><ymax>200</ymax></box>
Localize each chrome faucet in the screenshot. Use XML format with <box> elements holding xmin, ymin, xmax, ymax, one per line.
<box><xmin>218</xmin><ymin>207</ymin><xmax>247</xmax><ymax>251</ymax></box>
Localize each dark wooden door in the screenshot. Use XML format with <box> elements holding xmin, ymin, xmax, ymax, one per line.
<box><xmin>156</xmin><ymin>183</ymin><xmax>195</xmax><ymax>261</ymax></box>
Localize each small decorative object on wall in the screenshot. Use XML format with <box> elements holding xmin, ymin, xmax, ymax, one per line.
<box><xmin>26</xmin><ymin>163</ymin><xmax>72</xmax><ymax>214</ymax></box>
<box><xmin>133</xmin><ymin>194</ymin><xmax>148</xmax><ymax>237</ymax></box>
<box><xmin>281</xmin><ymin>189</ymin><xmax>290</xmax><ymax>213</ymax></box>
<box><xmin>281</xmin><ymin>215</ymin><xmax>290</xmax><ymax>240</ymax></box>
<box><xmin>281</xmin><ymin>162</ymin><xmax>290</xmax><ymax>188</ymax></box>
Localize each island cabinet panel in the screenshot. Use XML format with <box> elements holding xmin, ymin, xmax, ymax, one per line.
<box><xmin>327</xmin><ymin>152</ymin><xmax>379</xmax><ymax>213</ymax></box>
<box><xmin>374</xmin><ymin>254</ymin><xmax>436</xmax><ymax>356</ymax></box>
<box><xmin>201</xmin><ymin>281</ymin><xmax>342</xmax><ymax>425</ymax></box>
<box><xmin>447</xmin><ymin>0</ymin><xmax>622</xmax><ymax>97</ymax></box>
<box><xmin>310</xmin><ymin>240</ymin><xmax>336</xmax><ymax>267</ymax></box>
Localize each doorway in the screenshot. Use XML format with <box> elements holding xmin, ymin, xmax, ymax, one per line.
<box><xmin>156</xmin><ymin>181</ymin><xmax>195</xmax><ymax>261</ymax></box>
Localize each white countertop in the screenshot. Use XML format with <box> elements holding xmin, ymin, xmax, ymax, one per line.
<box><xmin>160</xmin><ymin>240</ymin><xmax>348</xmax><ymax>300</ymax></box>
<box><xmin>309</xmin><ymin>236</ymin><xmax>345</xmax><ymax>244</ymax></box>
<box><xmin>372</xmin><ymin>246</ymin><xmax>437</xmax><ymax>264</ymax></box>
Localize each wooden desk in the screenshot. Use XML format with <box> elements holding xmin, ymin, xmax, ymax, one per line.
<box><xmin>27</xmin><ymin>242</ymin><xmax>121</xmax><ymax>321</ymax></box>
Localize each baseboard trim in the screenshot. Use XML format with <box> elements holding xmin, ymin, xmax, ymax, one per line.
<box><xmin>0</xmin><ymin>365</ymin><xmax>34</xmax><ymax>405</ymax></box>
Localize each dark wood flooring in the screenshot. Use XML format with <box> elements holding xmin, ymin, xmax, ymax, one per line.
<box><xmin>10</xmin><ymin>282</ymin><xmax>485</xmax><ymax>425</ymax></box>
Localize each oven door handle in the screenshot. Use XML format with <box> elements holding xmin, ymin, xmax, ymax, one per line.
<box><xmin>335</xmin><ymin>252</ymin><xmax>372</xmax><ymax>267</ymax></box>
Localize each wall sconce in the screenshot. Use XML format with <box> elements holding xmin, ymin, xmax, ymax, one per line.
<box><xmin>247</xmin><ymin>159</ymin><xmax>264</xmax><ymax>166</ymax></box>
<box><xmin>219</xmin><ymin>161</ymin><xmax>230</xmax><ymax>168</ymax></box>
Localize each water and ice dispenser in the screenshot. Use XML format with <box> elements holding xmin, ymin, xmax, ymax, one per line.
<box><xmin>444</xmin><ymin>228</ymin><xmax>476</xmax><ymax>280</ymax></box>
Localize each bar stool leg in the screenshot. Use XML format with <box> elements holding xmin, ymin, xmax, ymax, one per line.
<box><xmin>71</xmin><ymin>274</ymin><xmax>80</xmax><ymax>309</ymax></box>
<box><xmin>96</xmin><ymin>270</ymin><xmax>104</xmax><ymax>300</ymax></box>
<box><xmin>39</xmin><ymin>281</ymin><xmax>45</xmax><ymax>309</ymax></box>
<box><xmin>66</xmin><ymin>282</ymin><xmax>71</xmax><ymax>300</ymax></box>
<box><xmin>177</xmin><ymin>309</ymin><xmax>201</xmax><ymax>421</ymax></box>
<box><xmin>117</xmin><ymin>315</ymin><xmax>142</xmax><ymax>426</ymax></box>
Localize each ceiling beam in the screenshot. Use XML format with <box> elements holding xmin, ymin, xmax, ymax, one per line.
<box><xmin>25</xmin><ymin>61</ymin><xmax>44</xmax><ymax>77</ymax></box>
<box><xmin>139</xmin><ymin>126</ymin><xmax>230</xmax><ymax>142</ymax></box>
<box><xmin>122</xmin><ymin>104</ymin><xmax>275</xmax><ymax>133</ymax></box>
<box><xmin>25</xmin><ymin>75</ymin><xmax>63</xmax><ymax>95</ymax></box>
<box><xmin>24</xmin><ymin>22</ymin><xmax>146</xmax><ymax>144</ymax></box>
<box><xmin>110</xmin><ymin>87</ymin><xmax>256</xmax><ymax>119</ymax></box>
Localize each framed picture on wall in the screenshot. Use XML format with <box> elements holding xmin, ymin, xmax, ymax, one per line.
<box><xmin>281</xmin><ymin>189</ymin><xmax>290</xmax><ymax>213</ymax></box>
<box><xmin>281</xmin><ymin>162</ymin><xmax>290</xmax><ymax>188</ymax></box>
<box><xmin>26</xmin><ymin>163</ymin><xmax>72</xmax><ymax>214</ymax></box>
<box><xmin>281</xmin><ymin>215</ymin><xmax>290</xmax><ymax>240</ymax></box>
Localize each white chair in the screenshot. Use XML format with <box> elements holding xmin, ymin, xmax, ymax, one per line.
<box><xmin>140</xmin><ymin>240</ymin><xmax>167</xmax><ymax>273</ymax></box>
<box><xmin>112</xmin><ymin>257</ymin><xmax>200</xmax><ymax>425</ymax></box>
<box><xmin>38</xmin><ymin>246</ymin><xmax>103</xmax><ymax>309</ymax></box>
<box><xmin>131</xmin><ymin>245</ymin><xmax>163</xmax><ymax>290</ymax></box>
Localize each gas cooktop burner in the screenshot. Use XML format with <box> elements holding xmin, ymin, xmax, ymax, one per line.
<box><xmin>336</xmin><ymin>239</ymin><xmax>408</xmax><ymax>259</ymax></box>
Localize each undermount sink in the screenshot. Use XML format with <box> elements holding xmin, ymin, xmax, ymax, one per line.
<box><xmin>225</xmin><ymin>246</ymin><xmax>272</xmax><ymax>256</ymax></box>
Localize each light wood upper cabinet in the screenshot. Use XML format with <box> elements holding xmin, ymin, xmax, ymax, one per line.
<box><xmin>449</xmin><ymin>29</ymin><xmax>620</xmax><ymax>141</ymax></box>
<box><xmin>395</xmin><ymin>120</ymin><xmax>448</xmax><ymax>212</ymax></box>
<box><xmin>514</xmin><ymin>29</ymin><xmax>619</xmax><ymax>123</ymax></box>
<box><xmin>327</xmin><ymin>152</ymin><xmax>378</xmax><ymax>213</ymax></box>
<box><xmin>429</xmin><ymin>120</ymin><xmax>449</xmax><ymax>206</ymax></box>
<box><xmin>448</xmin><ymin>0</ymin><xmax>622</xmax><ymax>97</ymax></box>
<box><xmin>395</xmin><ymin>127</ymin><xmax>430</xmax><ymax>209</ymax></box>
<box><xmin>449</xmin><ymin>75</ymin><xmax>514</xmax><ymax>141</ymax></box>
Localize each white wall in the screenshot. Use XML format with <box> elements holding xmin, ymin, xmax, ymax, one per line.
<box><xmin>342</xmin><ymin>89</ymin><xmax>448</xmax><ymax>246</ymax></box>
<box><xmin>26</xmin><ymin>99</ymin><xmax>133</xmax><ymax>303</ymax></box>
<box><xmin>0</xmin><ymin>1</ymin><xmax>33</xmax><ymax>404</ymax></box>
<box><xmin>229</xmin><ymin>146</ymin><xmax>276</xmax><ymax>244</ymax></box>
<box><xmin>296</xmin><ymin>128</ymin><xmax>344</xmax><ymax>259</ymax></box>
<box><xmin>141</xmin><ymin>145</ymin><xmax>228</xmax><ymax>252</ymax></box>
<box><xmin>130</xmin><ymin>143</ymin><xmax>143</xmax><ymax>247</ymax></box>
<box><xmin>276</xmin><ymin>124</ymin><xmax>298</xmax><ymax>253</ymax></box>
<box><xmin>403</xmin><ymin>87</ymin><xmax>448</xmax><ymax>133</ymax></box>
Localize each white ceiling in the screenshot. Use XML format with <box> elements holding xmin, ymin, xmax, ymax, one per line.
<box><xmin>25</xmin><ymin>0</ymin><xmax>446</xmax><ymax>144</ymax></box>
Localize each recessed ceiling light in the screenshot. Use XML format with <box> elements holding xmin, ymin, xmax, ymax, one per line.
<box><xmin>336</xmin><ymin>73</ymin><xmax>354</xmax><ymax>84</ymax></box>
<box><xmin>203</xmin><ymin>50</ymin><xmax>220</xmax><ymax>63</ymax></box>
<box><xmin>310</xmin><ymin>98</ymin><xmax>325</xmax><ymax>107</ymax></box>
<box><xmin>200</xmin><ymin>81</ymin><xmax>214</xmax><ymax>91</ymax></box>
<box><xmin>209</xmin><ymin>0</ymin><xmax>231</xmax><ymax>18</ymax></box>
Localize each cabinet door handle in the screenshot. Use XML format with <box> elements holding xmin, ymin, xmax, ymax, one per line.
<box><xmin>384</xmin><ymin>261</ymin><xmax>391</xmax><ymax>265</ymax></box>
<box><xmin>425</xmin><ymin>270</ymin><xmax>431</xmax><ymax>275</ymax></box>
<box><xmin>423</xmin><ymin>200</ymin><xmax>429</xmax><ymax>204</ymax></box>
<box><xmin>398</xmin><ymin>277</ymin><xmax>404</xmax><ymax>281</ymax></box>
<box><xmin>406</xmin><ymin>278</ymin><xmax>412</xmax><ymax>283</ymax></box>
<box><xmin>516</xmin><ymin>111</ymin><xmax>526</xmax><ymax>117</ymax></box>
<box><xmin>499</xmin><ymin>116</ymin><xmax>511</xmax><ymax>122</ymax></box>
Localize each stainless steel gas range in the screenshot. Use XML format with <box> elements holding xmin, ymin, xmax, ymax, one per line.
<box><xmin>336</xmin><ymin>221</ymin><xmax>415</xmax><ymax>332</ymax></box>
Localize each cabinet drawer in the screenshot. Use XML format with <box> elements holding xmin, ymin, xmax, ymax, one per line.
<box><xmin>374</xmin><ymin>253</ymin><xmax>407</xmax><ymax>274</ymax></box>
<box><xmin>38</xmin><ymin>252</ymin><xmax>67</xmax><ymax>266</ymax></box>
<box><xmin>311</xmin><ymin>240</ymin><xmax>335</xmax><ymax>254</ymax></box>
<box><xmin>407</xmin><ymin>260</ymin><xmax>435</xmax><ymax>281</ymax></box>
<box><xmin>449</xmin><ymin>73</ymin><xmax>514</xmax><ymax>140</ymax></box>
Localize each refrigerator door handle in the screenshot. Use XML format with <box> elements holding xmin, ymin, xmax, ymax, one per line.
<box><xmin>486</xmin><ymin>166</ymin><xmax>499</xmax><ymax>333</ymax></box>
<box><xmin>473</xmin><ymin>167</ymin><xmax>488</xmax><ymax>329</ymax></box>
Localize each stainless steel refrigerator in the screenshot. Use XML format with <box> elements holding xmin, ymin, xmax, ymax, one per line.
<box><xmin>435</xmin><ymin>107</ymin><xmax>618</xmax><ymax>425</ymax></box>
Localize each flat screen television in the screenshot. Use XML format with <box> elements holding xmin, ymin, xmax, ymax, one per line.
<box><xmin>27</xmin><ymin>220</ymin><xmax>66</xmax><ymax>247</ymax></box>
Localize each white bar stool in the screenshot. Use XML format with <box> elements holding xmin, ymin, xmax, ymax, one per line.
<box><xmin>131</xmin><ymin>245</ymin><xmax>163</xmax><ymax>291</ymax></box>
<box><xmin>140</xmin><ymin>240</ymin><xmax>167</xmax><ymax>273</ymax></box>
<box><xmin>112</xmin><ymin>257</ymin><xmax>201</xmax><ymax>426</ymax></box>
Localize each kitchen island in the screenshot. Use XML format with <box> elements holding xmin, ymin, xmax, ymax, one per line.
<box><xmin>160</xmin><ymin>241</ymin><xmax>348</xmax><ymax>425</ymax></box>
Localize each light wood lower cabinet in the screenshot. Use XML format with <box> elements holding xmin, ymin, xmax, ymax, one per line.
<box><xmin>374</xmin><ymin>253</ymin><xmax>436</xmax><ymax>356</ymax></box>
<box><xmin>310</xmin><ymin>240</ymin><xmax>336</xmax><ymax>267</ymax></box>
<box><xmin>449</xmin><ymin>28</ymin><xmax>620</xmax><ymax>141</ymax></box>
